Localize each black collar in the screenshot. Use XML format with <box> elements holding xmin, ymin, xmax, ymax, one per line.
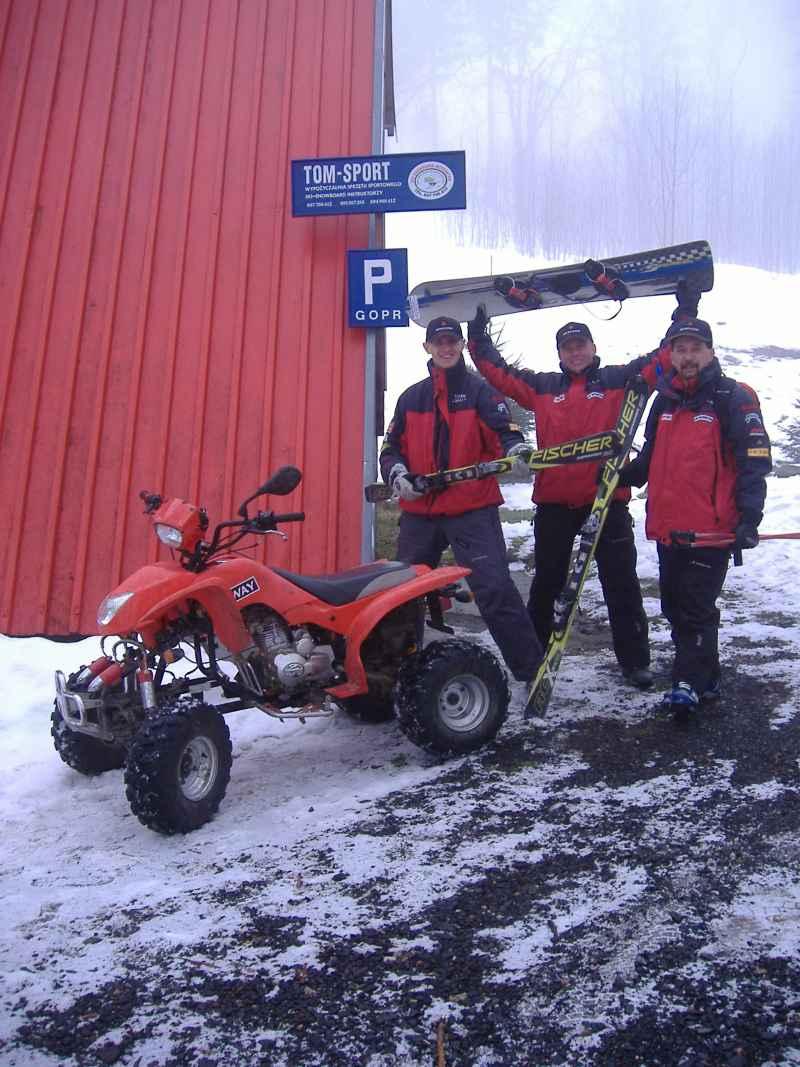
<box><xmin>427</xmin><ymin>356</ymin><xmax>469</xmax><ymax>388</ymax></box>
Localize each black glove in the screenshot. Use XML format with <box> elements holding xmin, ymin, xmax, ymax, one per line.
<box><xmin>671</xmin><ymin>280</ymin><xmax>701</xmax><ymax>321</ymax></box>
<box><xmin>597</xmin><ymin>463</ymin><xmax>635</xmax><ymax>488</ymax></box>
<box><xmin>734</xmin><ymin>521</ymin><xmax>759</xmax><ymax>550</ymax></box>
<box><xmin>615</xmin><ymin>464</ymin><xmax>634</xmax><ymax>488</ymax></box>
<box><xmin>468</xmin><ymin>304</ymin><xmax>490</xmax><ymax>340</ymax></box>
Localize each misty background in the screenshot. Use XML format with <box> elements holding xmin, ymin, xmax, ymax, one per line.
<box><xmin>387</xmin><ymin>0</ymin><xmax>800</xmax><ymax>272</ymax></box>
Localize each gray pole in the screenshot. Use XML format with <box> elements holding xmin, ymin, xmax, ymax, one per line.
<box><xmin>361</xmin><ymin>0</ymin><xmax>388</xmax><ymax>562</ymax></box>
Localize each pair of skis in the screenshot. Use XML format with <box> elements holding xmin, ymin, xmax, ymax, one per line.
<box><xmin>524</xmin><ymin>376</ymin><xmax>650</xmax><ymax>719</ymax></box>
<box><xmin>364</xmin><ymin>429</ymin><xmax>619</xmax><ymax>503</ymax></box>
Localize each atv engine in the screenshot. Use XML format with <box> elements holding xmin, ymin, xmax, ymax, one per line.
<box><xmin>243</xmin><ymin>607</ymin><xmax>335</xmax><ymax>695</ymax></box>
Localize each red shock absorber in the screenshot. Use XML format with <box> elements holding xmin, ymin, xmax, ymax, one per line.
<box><xmin>73</xmin><ymin>655</ymin><xmax>114</xmax><ymax>688</ymax></box>
<box><xmin>136</xmin><ymin>667</ymin><xmax>156</xmax><ymax>711</ymax></box>
<box><xmin>88</xmin><ymin>661</ymin><xmax>126</xmax><ymax>692</ymax></box>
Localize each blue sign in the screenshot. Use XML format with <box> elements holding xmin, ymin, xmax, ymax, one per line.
<box><xmin>292</xmin><ymin>152</ymin><xmax>466</xmax><ymax>217</ymax></box>
<box><xmin>347</xmin><ymin>249</ymin><xmax>409</xmax><ymax>327</ymax></box>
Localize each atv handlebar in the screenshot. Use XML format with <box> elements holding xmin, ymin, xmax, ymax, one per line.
<box><xmin>251</xmin><ymin>510</ymin><xmax>305</xmax><ymax>531</ymax></box>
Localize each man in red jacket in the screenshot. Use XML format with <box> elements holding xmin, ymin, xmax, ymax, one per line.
<box><xmin>468</xmin><ymin>310</ymin><xmax>676</xmax><ymax>690</ymax></box>
<box><xmin>380</xmin><ymin>316</ymin><xmax>543</xmax><ymax>683</ymax></box>
<box><xmin>617</xmin><ymin>317</ymin><xmax>771</xmax><ymax>712</ymax></box>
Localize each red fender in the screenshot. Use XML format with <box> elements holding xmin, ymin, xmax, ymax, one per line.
<box><xmin>326</xmin><ymin>564</ymin><xmax>470</xmax><ymax>698</ymax></box>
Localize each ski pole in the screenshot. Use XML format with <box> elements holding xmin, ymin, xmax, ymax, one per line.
<box><xmin>670</xmin><ymin>530</ymin><xmax>800</xmax><ymax>545</ymax></box>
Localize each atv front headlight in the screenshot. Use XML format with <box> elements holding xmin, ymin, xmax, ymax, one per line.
<box><xmin>97</xmin><ymin>591</ymin><xmax>134</xmax><ymax>627</ymax></box>
<box><xmin>154</xmin><ymin>523</ymin><xmax>183</xmax><ymax>548</ymax></box>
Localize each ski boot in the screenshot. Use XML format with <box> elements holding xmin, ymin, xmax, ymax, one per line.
<box><xmin>662</xmin><ymin>681</ymin><xmax>700</xmax><ymax>717</ymax></box>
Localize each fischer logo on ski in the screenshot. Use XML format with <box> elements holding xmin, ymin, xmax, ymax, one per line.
<box><xmin>364</xmin><ymin>429</ymin><xmax>621</xmax><ymax>503</ymax></box>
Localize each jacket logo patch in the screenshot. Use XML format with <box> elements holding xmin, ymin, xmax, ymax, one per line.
<box><xmin>660</xmin><ymin>412</ymin><xmax>673</xmax><ymax>421</ymax></box>
<box><xmin>693</xmin><ymin>413</ymin><xmax>715</xmax><ymax>423</ymax></box>
<box><xmin>747</xmin><ymin>447</ymin><xmax>770</xmax><ymax>458</ymax></box>
<box><xmin>232</xmin><ymin>577</ymin><xmax>260</xmax><ymax>602</ymax></box>
<box><xmin>553</xmin><ymin>393</ymin><xmax>566</xmax><ymax>404</ymax></box>
<box><xmin>496</xmin><ymin>401</ymin><xmax>509</xmax><ymax>415</ymax></box>
<box><xmin>745</xmin><ymin>412</ymin><xmax>763</xmax><ymax>425</ymax></box>
<box><xmin>452</xmin><ymin>393</ymin><xmax>467</xmax><ymax>405</ymax></box>
<box><xmin>586</xmin><ymin>391</ymin><xmax>605</xmax><ymax>400</ymax></box>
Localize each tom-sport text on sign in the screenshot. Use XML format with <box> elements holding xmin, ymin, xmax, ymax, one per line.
<box><xmin>347</xmin><ymin>250</ymin><xmax>409</xmax><ymax>327</ymax></box>
<box><xmin>291</xmin><ymin>152</ymin><xmax>466</xmax><ymax>217</ymax></box>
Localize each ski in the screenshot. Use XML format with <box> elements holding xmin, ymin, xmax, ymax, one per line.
<box><xmin>365</xmin><ymin>429</ymin><xmax>619</xmax><ymax>503</ymax></box>
<box><xmin>407</xmin><ymin>241</ymin><xmax>713</xmax><ymax>327</ymax></box>
<box><xmin>524</xmin><ymin>376</ymin><xmax>651</xmax><ymax>719</ymax></box>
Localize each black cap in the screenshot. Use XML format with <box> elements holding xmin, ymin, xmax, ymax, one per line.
<box><xmin>425</xmin><ymin>316</ymin><xmax>463</xmax><ymax>342</ymax></box>
<box><xmin>556</xmin><ymin>322</ymin><xmax>593</xmax><ymax>347</ymax></box>
<box><xmin>665</xmin><ymin>317</ymin><xmax>713</xmax><ymax>346</ymax></box>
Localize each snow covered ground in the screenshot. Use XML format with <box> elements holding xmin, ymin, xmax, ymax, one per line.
<box><xmin>0</xmin><ymin>257</ymin><xmax>799</xmax><ymax>1065</ymax></box>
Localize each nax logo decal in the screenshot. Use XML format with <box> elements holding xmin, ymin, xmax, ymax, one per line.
<box><xmin>231</xmin><ymin>576</ymin><xmax>260</xmax><ymax>602</ymax></box>
<box><xmin>745</xmin><ymin>412</ymin><xmax>763</xmax><ymax>425</ymax></box>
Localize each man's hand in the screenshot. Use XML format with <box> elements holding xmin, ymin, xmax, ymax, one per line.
<box><xmin>388</xmin><ymin>463</ymin><xmax>424</xmax><ymax>501</ymax></box>
<box><xmin>468</xmin><ymin>304</ymin><xmax>490</xmax><ymax>341</ymax></box>
<box><xmin>671</xmin><ymin>280</ymin><xmax>701</xmax><ymax>321</ymax></box>
<box><xmin>506</xmin><ymin>443</ymin><xmax>531</xmax><ymax>480</ymax></box>
<box><xmin>734</xmin><ymin>520</ymin><xmax>759</xmax><ymax>550</ymax></box>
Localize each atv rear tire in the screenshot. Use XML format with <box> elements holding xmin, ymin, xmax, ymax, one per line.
<box><xmin>393</xmin><ymin>639</ymin><xmax>509</xmax><ymax>755</ymax></box>
<box><xmin>124</xmin><ymin>701</ymin><xmax>232</xmax><ymax>834</ymax></box>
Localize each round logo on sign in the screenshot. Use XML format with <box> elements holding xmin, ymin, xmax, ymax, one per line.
<box><xmin>407</xmin><ymin>161</ymin><xmax>455</xmax><ymax>200</ymax></box>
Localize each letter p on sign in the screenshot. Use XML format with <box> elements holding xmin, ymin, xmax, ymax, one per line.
<box><xmin>364</xmin><ymin>259</ymin><xmax>391</xmax><ymax>304</ymax></box>
<box><xmin>347</xmin><ymin>249</ymin><xmax>409</xmax><ymax>328</ymax></box>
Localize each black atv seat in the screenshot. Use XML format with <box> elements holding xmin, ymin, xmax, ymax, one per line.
<box><xmin>272</xmin><ymin>561</ymin><xmax>418</xmax><ymax>606</ymax></box>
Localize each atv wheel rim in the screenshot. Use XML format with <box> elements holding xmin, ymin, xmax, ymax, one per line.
<box><xmin>437</xmin><ymin>674</ymin><xmax>491</xmax><ymax>732</ymax></box>
<box><xmin>178</xmin><ymin>737</ymin><xmax>219</xmax><ymax>801</ymax></box>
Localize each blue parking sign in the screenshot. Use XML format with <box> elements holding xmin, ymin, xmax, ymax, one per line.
<box><xmin>347</xmin><ymin>249</ymin><xmax>409</xmax><ymax>328</ymax></box>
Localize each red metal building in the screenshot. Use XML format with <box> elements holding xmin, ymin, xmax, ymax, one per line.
<box><xmin>0</xmin><ymin>0</ymin><xmax>392</xmax><ymax>635</ymax></box>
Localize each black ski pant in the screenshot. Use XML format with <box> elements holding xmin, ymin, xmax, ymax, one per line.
<box><xmin>396</xmin><ymin>506</ymin><xmax>544</xmax><ymax>682</ymax></box>
<box><xmin>528</xmin><ymin>500</ymin><xmax>650</xmax><ymax>672</ymax></box>
<box><xmin>656</xmin><ymin>544</ymin><xmax>729</xmax><ymax>694</ymax></box>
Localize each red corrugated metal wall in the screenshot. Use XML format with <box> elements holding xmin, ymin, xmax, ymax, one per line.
<box><xmin>0</xmin><ymin>0</ymin><xmax>376</xmax><ymax>635</ymax></box>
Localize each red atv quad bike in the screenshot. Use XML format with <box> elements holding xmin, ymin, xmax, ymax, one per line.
<box><xmin>52</xmin><ymin>467</ymin><xmax>509</xmax><ymax>834</ymax></box>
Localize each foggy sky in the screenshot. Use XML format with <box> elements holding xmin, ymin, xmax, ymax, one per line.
<box><xmin>388</xmin><ymin>0</ymin><xmax>800</xmax><ymax>271</ymax></box>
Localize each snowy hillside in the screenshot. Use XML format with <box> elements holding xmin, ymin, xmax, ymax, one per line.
<box><xmin>0</xmin><ymin>251</ymin><xmax>798</xmax><ymax>1066</ymax></box>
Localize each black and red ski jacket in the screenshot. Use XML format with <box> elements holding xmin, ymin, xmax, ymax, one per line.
<box><xmin>619</xmin><ymin>360</ymin><xmax>771</xmax><ymax>544</ymax></box>
<box><xmin>379</xmin><ymin>356</ymin><xmax>524</xmax><ymax>517</ymax></box>
<box><xmin>469</xmin><ymin>335</ymin><xmax>672</xmax><ymax>508</ymax></box>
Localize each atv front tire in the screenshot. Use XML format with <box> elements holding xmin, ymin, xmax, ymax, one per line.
<box><xmin>393</xmin><ymin>639</ymin><xmax>509</xmax><ymax>755</ymax></box>
<box><xmin>51</xmin><ymin>669</ymin><xmax>126</xmax><ymax>775</ymax></box>
<box><xmin>124</xmin><ymin>701</ymin><xmax>232</xmax><ymax>834</ymax></box>
<box><xmin>51</xmin><ymin>706</ymin><xmax>126</xmax><ymax>775</ymax></box>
